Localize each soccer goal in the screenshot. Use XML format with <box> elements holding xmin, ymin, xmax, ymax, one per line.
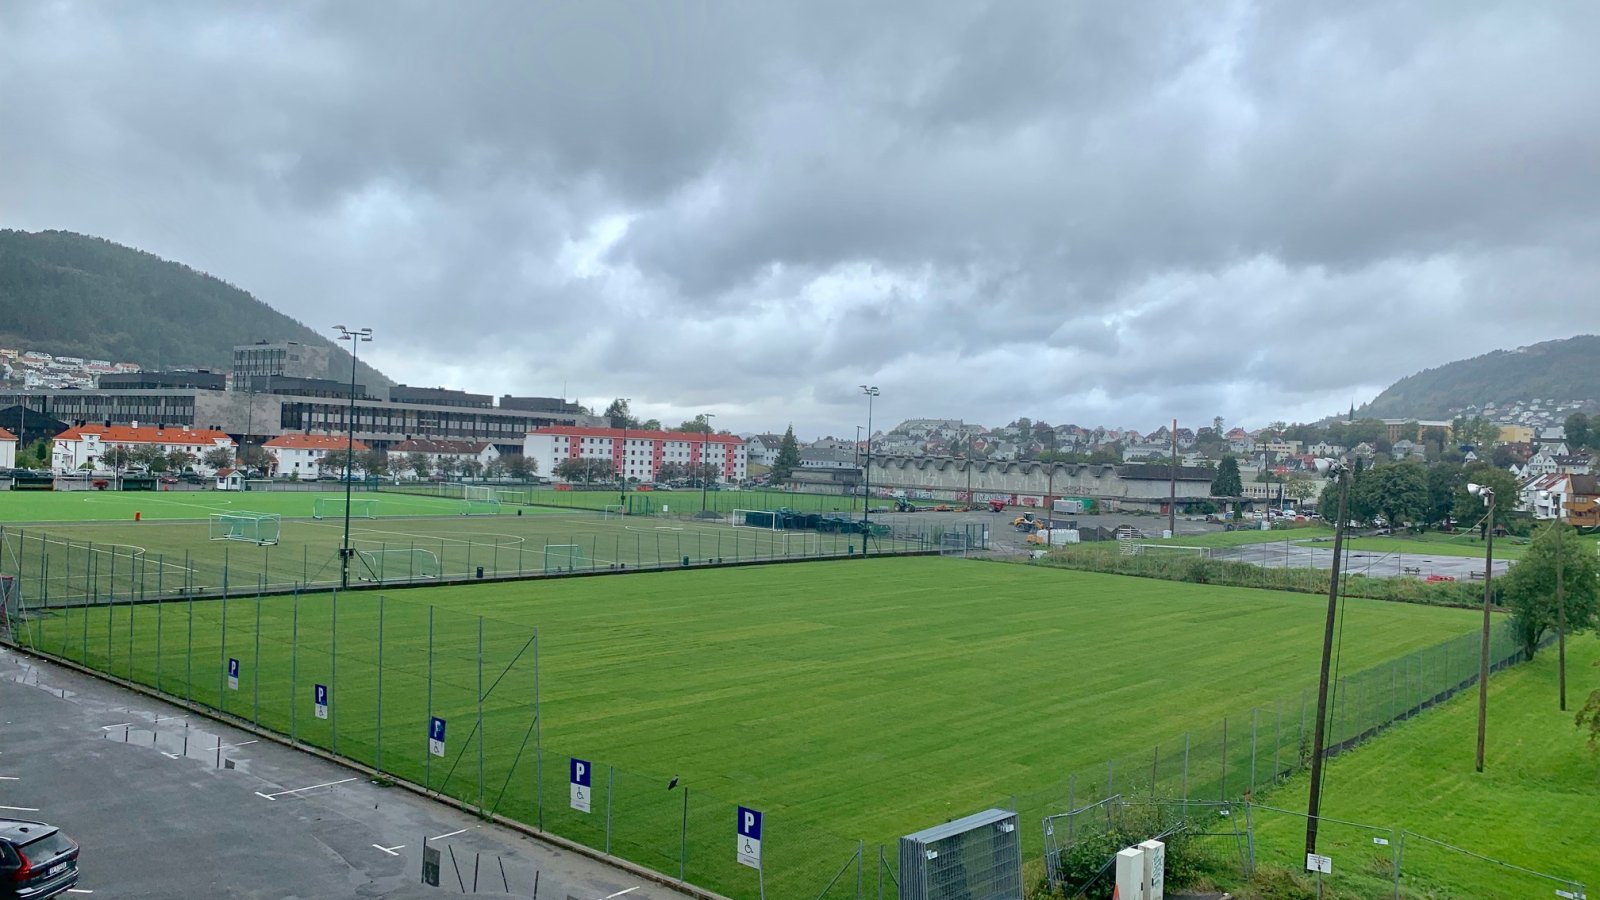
<box><xmin>356</xmin><ymin>548</ymin><xmax>440</xmax><ymax>583</ymax></box>
<box><xmin>733</xmin><ymin>509</ymin><xmax>780</xmax><ymax>530</ymax></box>
<box><xmin>462</xmin><ymin>497</ymin><xmax>502</xmax><ymax>516</ymax></box>
<box><xmin>780</xmin><ymin>533</ymin><xmax>819</xmax><ymax>557</ymax></box>
<box><xmin>209</xmin><ymin>512</ymin><xmax>281</xmax><ymax>546</ymax></box>
<box><xmin>543</xmin><ymin>544</ymin><xmax>586</xmax><ymax>573</ymax></box>
<box><xmin>494</xmin><ymin>489</ymin><xmax>530</xmax><ymax>506</ymax></box>
<box><xmin>312</xmin><ymin>497</ymin><xmax>378</xmax><ymax>520</ymax></box>
<box><xmin>603</xmin><ymin>504</ymin><xmax>626</xmax><ymax>519</ymax></box>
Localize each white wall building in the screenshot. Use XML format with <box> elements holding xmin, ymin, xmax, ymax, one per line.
<box><xmin>264</xmin><ymin>433</ymin><xmax>370</xmax><ymax>477</ymax></box>
<box><xmin>526</xmin><ymin>426</ymin><xmax>747</xmax><ymax>483</ymax></box>
<box><xmin>51</xmin><ymin>424</ymin><xmax>236</xmax><ymax>474</ymax></box>
<box><xmin>388</xmin><ymin>439</ymin><xmax>500</xmax><ymax>475</ymax></box>
<box><xmin>0</xmin><ymin>426</ymin><xmax>16</xmax><ymax>469</ymax></box>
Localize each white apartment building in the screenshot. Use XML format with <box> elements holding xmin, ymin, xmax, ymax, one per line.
<box><xmin>526</xmin><ymin>426</ymin><xmax>747</xmax><ymax>483</ymax></box>
<box><xmin>51</xmin><ymin>424</ymin><xmax>236</xmax><ymax>474</ymax></box>
<box><xmin>264</xmin><ymin>433</ymin><xmax>370</xmax><ymax>477</ymax></box>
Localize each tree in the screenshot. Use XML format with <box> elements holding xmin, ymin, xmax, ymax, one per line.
<box><xmin>407</xmin><ymin>452</ymin><xmax>432</xmax><ymax>479</ymax></box>
<box><xmin>1566</xmin><ymin>412</ymin><xmax>1591</xmax><ymax>450</ymax></box>
<box><xmin>17</xmin><ymin>439</ymin><xmax>49</xmax><ymax>469</ymax></box>
<box><xmin>604</xmin><ymin>398</ymin><xmax>639</xmax><ymax>429</ymax></box>
<box><xmin>676</xmin><ymin>414</ymin><xmax>713</xmax><ymax>434</ymax></box>
<box><xmin>1451</xmin><ymin>462</ymin><xmax>1520</xmax><ymax>534</ymax></box>
<box><xmin>639</xmin><ymin>418</ymin><xmax>662</xmax><ymax>431</ymax></box>
<box><xmin>167</xmin><ymin>449</ymin><xmax>198</xmax><ymax>474</ymax></box>
<box><xmin>1501</xmin><ymin>523</ymin><xmax>1598</xmax><ymax>659</ymax></box>
<box><xmin>1578</xmin><ymin>660</ymin><xmax>1600</xmax><ymax>752</ymax></box>
<box><xmin>102</xmin><ymin>445</ymin><xmax>134</xmax><ymax>471</ymax></box>
<box><xmin>1370</xmin><ymin>462</ymin><xmax>1429</xmax><ymax>529</ymax></box>
<box><xmin>435</xmin><ymin>456</ymin><xmax>458</xmax><ymax>480</ymax></box>
<box><xmin>1213</xmin><ymin>416</ymin><xmax>1224</xmax><ymax>434</ymax></box>
<box><xmin>129</xmin><ymin>444</ymin><xmax>167</xmax><ymax>471</ymax></box>
<box><xmin>358</xmin><ymin>449</ymin><xmax>389</xmax><ymax>477</ymax></box>
<box><xmin>554</xmin><ymin>456</ymin><xmax>613</xmax><ymax>484</ymax></box>
<box><xmin>459</xmin><ymin>458</ymin><xmax>483</xmax><ymax>480</ymax></box>
<box><xmin>772</xmin><ymin>425</ymin><xmax>801</xmax><ymax>483</ymax></box>
<box><xmin>1210</xmin><ymin>456</ymin><xmax>1243</xmax><ymax>497</ymax></box>
<box><xmin>317</xmin><ymin>449</ymin><xmax>356</xmax><ymax>477</ymax></box>
<box><xmin>203</xmin><ymin>447</ymin><xmax>235</xmax><ymax>472</ymax></box>
<box><xmin>655</xmin><ymin>462</ymin><xmax>687</xmax><ymax>482</ymax></box>
<box><xmin>390</xmin><ymin>453</ymin><xmax>414</xmax><ymax>481</ymax></box>
<box><xmin>234</xmin><ymin>445</ymin><xmax>270</xmax><ymax>475</ymax></box>
<box><xmin>1424</xmin><ymin>462</ymin><xmax>1464</xmax><ymax>527</ymax></box>
<box><xmin>503</xmin><ymin>455</ymin><xmax>535</xmax><ymax>480</ymax></box>
<box><xmin>483</xmin><ymin>458</ymin><xmax>506</xmax><ymax>481</ymax></box>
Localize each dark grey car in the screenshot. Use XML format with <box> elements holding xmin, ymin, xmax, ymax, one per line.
<box><xmin>0</xmin><ymin>819</ymin><xmax>79</xmax><ymax>899</ymax></box>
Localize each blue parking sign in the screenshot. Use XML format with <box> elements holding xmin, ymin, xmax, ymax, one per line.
<box><xmin>569</xmin><ymin>758</ymin><xmax>592</xmax><ymax>813</ymax></box>
<box><xmin>428</xmin><ymin>716</ymin><xmax>446</xmax><ymax>758</ymax></box>
<box><xmin>227</xmin><ymin>657</ymin><xmax>240</xmax><ymax>690</ymax></box>
<box><xmin>737</xmin><ymin>806</ymin><xmax>763</xmax><ymax>869</ymax></box>
<box><xmin>314</xmin><ymin>683</ymin><xmax>328</xmax><ymax>720</ymax></box>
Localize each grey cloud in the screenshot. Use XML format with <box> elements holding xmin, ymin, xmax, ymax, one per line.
<box><xmin>3</xmin><ymin>1</ymin><xmax>1600</xmax><ymax>438</ymax></box>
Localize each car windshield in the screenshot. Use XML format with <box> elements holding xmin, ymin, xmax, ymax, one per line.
<box><xmin>20</xmin><ymin>831</ymin><xmax>74</xmax><ymax>862</ymax></box>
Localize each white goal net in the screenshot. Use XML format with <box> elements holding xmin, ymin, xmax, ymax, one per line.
<box><xmin>356</xmin><ymin>548</ymin><xmax>440</xmax><ymax>582</ymax></box>
<box><xmin>209</xmin><ymin>512</ymin><xmax>281</xmax><ymax>545</ymax></box>
<box><xmin>312</xmin><ymin>497</ymin><xmax>378</xmax><ymax>519</ymax></box>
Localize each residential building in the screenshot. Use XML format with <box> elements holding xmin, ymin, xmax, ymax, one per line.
<box><xmin>525</xmin><ymin>426</ymin><xmax>747</xmax><ymax>484</ymax></box>
<box><xmin>1564</xmin><ymin>475</ymin><xmax>1600</xmax><ymax>527</ymax></box>
<box><xmin>0</xmin><ymin>426</ymin><xmax>15</xmax><ymax>469</ymax></box>
<box><xmin>388</xmin><ymin>385</ymin><xmax>492</xmax><ymax>408</ymax></box>
<box><xmin>264</xmin><ymin>433</ymin><xmax>370</xmax><ymax>477</ymax></box>
<box><xmin>388</xmin><ymin>439</ymin><xmax>500</xmax><ymax>474</ymax></box>
<box><xmin>51</xmin><ymin>424</ymin><xmax>235</xmax><ymax>474</ymax></box>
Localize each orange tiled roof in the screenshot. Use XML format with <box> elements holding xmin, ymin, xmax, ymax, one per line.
<box><xmin>54</xmin><ymin>425</ymin><xmax>235</xmax><ymax>445</ymax></box>
<box><xmin>264</xmin><ymin>434</ymin><xmax>371</xmax><ymax>452</ymax></box>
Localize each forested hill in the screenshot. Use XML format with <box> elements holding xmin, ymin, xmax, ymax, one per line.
<box><xmin>0</xmin><ymin>230</ymin><xmax>392</xmax><ymax>388</ymax></box>
<box><xmin>1358</xmin><ymin>335</ymin><xmax>1600</xmax><ymax>419</ymax></box>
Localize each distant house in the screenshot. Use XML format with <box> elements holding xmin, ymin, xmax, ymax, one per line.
<box><xmin>0</xmin><ymin>426</ymin><xmax>15</xmax><ymax>469</ymax></box>
<box><xmin>51</xmin><ymin>424</ymin><xmax>235</xmax><ymax>474</ymax></box>
<box><xmin>745</xmin><ymin>434</ymin><xmax>783</xmax><ymax>467</ymax></box>
<box><xmin>215</xmin><ymin>468</ymin><xmax>245</xmax><ymax>491</ymax></box>
<box><xmin>264</xmin><ymin>433</ymin><xmax>371</xmax><ymax>478</ymax></box>
<box><xmin>389</xmin><ymin>438</ymin><xmax>500</xmax><ymax>475</ymax></box>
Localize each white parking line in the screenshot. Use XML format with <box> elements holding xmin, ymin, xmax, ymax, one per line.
<box><xmin>99</xmin><ymin>723</ymin><xmax>132</xmax><ymax>730</ymax></box>
<box><xmin>66</xmin><ymin>890</ymin><xmax>94</xmax><ymax>894</ymax></box>
<box><xmin>0</xmin><ymin>805</ymin><xmax>39</xmax><ymax>812</ymax></box>
<box><xmin>599</xmin><ymin>888</ymin><xmax>640</xmax><ymax>899</ymax></box>
<box><xmin>0</xmin><ymin>775</ymin><xmax>18</xmax><ymax>780</ymax></box>
<box><xmin>372</xmin><ymin>844</ymin><xmax>406</xmax><ymax>856</ymax></box>
<box><xmin>217</xmin><ymin>740</ymin><xmax>258</xmax><ymax>750</ymax></box>
<box><xmin>429</xmin><ymin>826</ymin><xmax>474</xmax><ymax>841</ymax></box>
<box><xmin>252</xmin><ymin>777</ymin><xmax>358</xmax><ymax>801</ymax></box>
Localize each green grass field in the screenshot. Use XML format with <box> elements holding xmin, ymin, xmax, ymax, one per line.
<box><xmin>9</xmin><ymin>557</ymin><xmax>1496</xmax><ymax>898</ymax></box>
<box><xmin>381</xmin><ymin>482</ymin><xmax>879</xmax><ymax>517</ymax></box>
<box><xmin>1244</xmin><ymin>635</ymin><xmax>1599</xmax><ymax>899</ymax></box>
<box><xmin>0</xmin><ymin>491</ymin><xmax>940</xmax><ymax>600</ymax></box>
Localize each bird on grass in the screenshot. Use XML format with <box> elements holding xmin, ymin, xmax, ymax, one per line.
<box><xmin>667</xmin><ymin>775</ymin><xmax>679</xmax><ymax>790</ymax></box>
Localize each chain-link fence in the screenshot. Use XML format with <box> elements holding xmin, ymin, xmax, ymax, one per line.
<box><xmin>0</xmin><ymin>517</ymin><xmax>985</xmax><ymax>606</ymax></box>
<box><xmin>1025</xmin><ymin>624</ymin><xmax>1563</xmax><ymax>896</ymax></box>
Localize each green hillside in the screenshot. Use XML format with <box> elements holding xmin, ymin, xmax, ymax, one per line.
<box><xmin>1359</xmin><ymin>335</ymin><xmax>1600</xmax><ymax>419</ymax></box>
<box><xmin>0</xmin><ymin>229</ymin><xmax>390</xmax><ymax>388</ymax></box>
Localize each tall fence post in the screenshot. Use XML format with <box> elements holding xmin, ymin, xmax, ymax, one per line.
<box><xmin>290</xmin><ymin>586</ymin><xmax>300</xmax><ymax>743</ymax></box>
<box><xmin>219</xmin><ymin>592</ymin><xmax>228</xmax><ymax>711</ymax></box>
<box><xmin>331</xmin><ymin>589</ymin><xmax>339</xmax><ymax>756</ymax></box>
<box><xmin>1182</xmin><ymin>733</ymin><xmax>1189</xmax><ymax>800</ymax></box>
<box><xmin>376</xmin><ymin>594</ymin><xmax>385</xmax><ymax>774</ymax></box>
<box><xmin>1220</xmin><ymin>716</ymin><xmax>1228</xmax><ymax>800</ymax></box>
<box><xmin>534</xmin><ymin>627</ymin><xmax>543</xmax><ymax>830</ymax></box>
<box><xmin>679</xmin><ymin>787</ymin><xmax>689</xmax><ymax>881</ymax></box>
<box><xmin>604</xmin><ymin>765</ymin><xmax>613</xmax><ymax>855</ymax></box>
<box><xmin>253</xmin><ymin>580</ymin><xmax>262</xmax><ymax>725</ymax></box>
<box><xmin>1250</xmin><ymin>707</ymin><xmax>1258</xmax><ymax>795</ymax></box>
<box><xmin>425</xmin><ymin>605</ymin><xmax>434</xmax><ymax>791</ymax></box>
<box><xmin>477</xmin><ymin>615</ymin><xmax>485</xmax><ymax>815</ymax></box>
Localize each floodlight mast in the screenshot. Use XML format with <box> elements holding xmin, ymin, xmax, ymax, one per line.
<box><xmin>1467</xmin><ymin>482</ymin><xmax>1496</xmax><ymax>772</ymax></box>
<box><xmin>1304</xmin><ymin>457</ymin><xmax>1349</xmax><ymax>857</ymax></box>
<box><xmin>860</xmin><ymin>385</ymin><xmax>879</xmax><ymax>552</ymax></box>
<box><xmin>334</xmin><ymin>325</ymin><xmax>372</xmax><ymax>590</ymax></box>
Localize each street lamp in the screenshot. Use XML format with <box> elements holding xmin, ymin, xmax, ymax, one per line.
<box><xmin>860</xmin><ymin>386</ymin><xmax>879</xmax><ymax>549</ymax></box>
<box><xmin>617</xmin><ymin>398</ymin><xmax>631</xmax><ymax>499</ymax></box>
<box><xmin>1467</xmin><ymin>481</ymin><xmax>1496</xmax><ymax>772</ymax></box>
<box><xmin>1304</xmin><ymin>457</ymin><xmax>1351</xmax><ymax>857</ymax></box>
<box><xmin>700</xmin><ymin>413</ymin><xmax>716</xmax><ymax>513</ymax></box>
<box><xmin>855</xmin><ymin>425</ymin><xmax>863</xmax><ymax>513</ymax></box>
<box><xmin>334</xmin><ymin>325</ymin><xmax>372</xmax><ymax>590</ymax></box>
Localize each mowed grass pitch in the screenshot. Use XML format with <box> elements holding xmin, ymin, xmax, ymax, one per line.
<box><xmin>1248</xmin><ymin>635</ymin><xmax>1600</xmax><ymax>899</ymax></box>
<box><xmin>0</xmin><ymin>490</ymin><xmax>914</xmax><ymax>599</ymax></box>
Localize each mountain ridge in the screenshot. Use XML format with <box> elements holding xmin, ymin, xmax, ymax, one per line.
<box><xmin>1356</xmin><ymin>335</ymin><xmax>1600</xmax><ymax>420</ymax></box>
<box><xmin>0</xmin><ymin>229</ymin><xmax>392</xmax><ymax>389</ymax></box>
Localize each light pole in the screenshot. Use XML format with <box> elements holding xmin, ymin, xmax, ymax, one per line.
<box><xmin>1304</xmin><ymin>457</ymin><xmax>1350</xmax><ymax>857</ymax></box>
<box><xmin>334</xmin><ymin>325</ymin><xmax>372</xmax><ymax>590</ymax></box>
<box><xmin>855</xmin><ymin>425</ymin><xmax>863</xmax><ymax>513</ymax></box>
<box><xmin>700</xmin><ymin>413</ymin><xmax>716</xmax><ymax>513</ymax></box>
<box><xmin>617</xmin><ymin>398</ymin><xmax>631</xmax><ymax>497</ymax></box>
<box><xmin>860</xmin><ymin>386</ymin><xmax>879</xmax><ymax>549</ymax></box>
<box><xmin>1468</xmin><ymin>482</ymin><xmax>1496</xmax><ymax>772</ymax></box>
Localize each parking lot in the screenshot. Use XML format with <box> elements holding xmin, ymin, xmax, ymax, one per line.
<box><xmin>0</xmin><ymin>647</ymin><xmax>696</xmax><ymax>900</ymax></box>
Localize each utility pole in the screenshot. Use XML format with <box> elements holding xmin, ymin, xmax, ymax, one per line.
<box><xmin>1471</xmin><ymin>483</ymin><xmax>1496</xmax><ymax>772</ymax></box>
<box><xmin>700</xmin><ymin>413</ymin><xmax>716</xmax><ymax>513</ymax></box>
<box><xmin>1305</xmin><ymin>459</ymin><xmax>1350</xmax><ymax>856</ymax></box>
<box><xmin>1557</xmin><ymin>522</ymin><xmax>1567</xmax><ymax>711</ymax></box>
<box><xmin>860</xmin><ymin>386</ymin><xmax>879</xmax><ymax>546</ymax></box>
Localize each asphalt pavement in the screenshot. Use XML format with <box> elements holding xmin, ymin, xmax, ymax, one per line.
<box><xmin>0</xmin><ymin>646</ymin><xmax>698</xmax><ymax>900</ymax></box>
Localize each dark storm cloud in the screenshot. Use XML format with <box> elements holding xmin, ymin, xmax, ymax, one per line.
<box><xmin>3</xmin><ymin>1</ymin><xmax>1599</xmax><ymax>436</ymax></box>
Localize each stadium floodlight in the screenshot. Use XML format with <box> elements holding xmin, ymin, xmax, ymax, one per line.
<box><xmin>1467</xmin><ymin>480</ymin><xmax>1497</xmax><ymax>773</ymax></box>
<box><xmin>334</xmin><ymin>324</ymin><xmax>373</xmax><ymax>590</ymax></box>
<box><xmin>1304</xmin><ymin>455</ymin><xmax>1352</xmax><ymax>857</ymax></box>
<box><xmin>860</xmin><ymin>386</ymin><xmax>879</xmax><ymax>548</ymax></box>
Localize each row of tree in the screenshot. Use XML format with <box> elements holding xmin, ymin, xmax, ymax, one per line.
<box><xmin>1313</xmin><ymin>458</ymin><xmax>1521</xmax><ymax>532</ymax></box>
<box><xmin>312</xmin><ymin>449</ymin><xmax>540</xmax><ymax>481</ymax></box>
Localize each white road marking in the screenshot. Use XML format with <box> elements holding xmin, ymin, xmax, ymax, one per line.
<box><xmin>372</xmin><ymin>844</ymin><xmax>405</xmax><ymax>856</ymax></box>
<box><xmin>0</xmin><ymin>775</ymin><xmax>18</xmax><ymax>780</ymax></box>
<box><xmin>429</xmin><ymin>826</ymin><xmax>474</xmax><ymax>840</ymax></box>
<box><xmin>252</xmin><ymin>777</ymin><xmax>357</xmax><ymax>800</ymax></box>
<box><xmin>0</xmin><ymin>805</ymin><xmax>39</xmax><ymax>812</ymax></box>
<box><xmin>67</xmin><ymin>889</ymin><xmax>95</xmax><ymax>894</ymax></box>
<box><xmin>99</xmin><ymin>723</ymin><xmax>132</xmax><ymax>730</ymax></box>
<box><xmin>598</xmin><ymin>888</ymin><xmax>640</xmax><ymax>899</ymax></box>
<box><xmin>217</xmin><ymin>740</ymin><xmax>258</xmax><ymax>750</ymax></box>
<box><xmin>161</xmin><ymin>752</ymin><xmax>181</xmax><ymax>759</ymax></box>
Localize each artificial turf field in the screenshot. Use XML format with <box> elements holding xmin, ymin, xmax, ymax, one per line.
<box><xmin>8</xmin><ymin>555</ymin><xmax>1493</xmax><ymax>896</ymax></box>
<box><xmin>0</xmin><ymin>490</ymin><xmax>928</xmax><ymax>600</ymax></box>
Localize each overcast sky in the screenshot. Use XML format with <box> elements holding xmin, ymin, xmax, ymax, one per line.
<box><xmin>4</xmin><ymin>2</ymin><xmax>1599</xmax><ymax>438</ymax></box>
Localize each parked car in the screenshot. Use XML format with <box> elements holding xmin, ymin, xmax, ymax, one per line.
<box><xmin>0</xmin><ymin>818</ymin><xmax>80</xmax><ymax>898</ymax></box>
